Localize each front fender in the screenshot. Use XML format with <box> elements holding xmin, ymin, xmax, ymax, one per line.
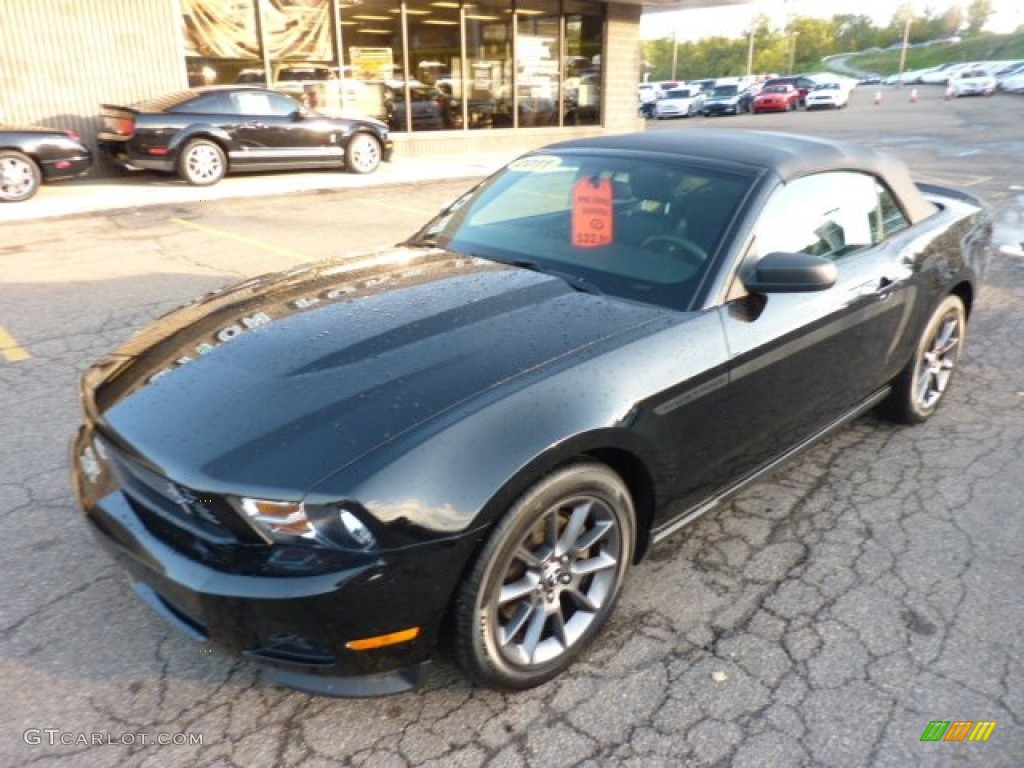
<box><xmin>304</xmin><ymin>312</ymin><xmax>721</xmax><ymax>552</ymax></box>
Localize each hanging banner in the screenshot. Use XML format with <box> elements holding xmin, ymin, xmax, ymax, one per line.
<box><xmin>183</xmin><ymin>0</ymin><xmax>332</xmax><ymax>60</ymax></box>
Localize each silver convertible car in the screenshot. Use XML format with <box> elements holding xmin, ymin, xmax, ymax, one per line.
<box><xmin>73</xmin><ymin>131</ymin><xmax>990</xmax><ymax>696</ymax></box>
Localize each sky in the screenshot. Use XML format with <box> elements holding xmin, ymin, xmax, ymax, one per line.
<box><xmin>640</xmin><ymin>0</ymin><xmax>1024</xmax><ymax>41</ymax></box>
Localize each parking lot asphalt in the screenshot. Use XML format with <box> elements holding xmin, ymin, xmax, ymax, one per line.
<box><xmin>2</xmin><ymin>86</ymin><xmax>1024</xmax><ymax>767</ymax></box>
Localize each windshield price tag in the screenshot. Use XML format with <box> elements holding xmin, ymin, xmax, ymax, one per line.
<box><xmin>572</xmin><ymin>176</ymin><xmax>613</xmax><ymax>248</ymax></box>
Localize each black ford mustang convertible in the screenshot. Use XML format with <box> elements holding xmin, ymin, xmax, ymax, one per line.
<box><xmin>73</xmin><ymin>131</ymin><xmax>991</xmax><ymax>696</ymax></box>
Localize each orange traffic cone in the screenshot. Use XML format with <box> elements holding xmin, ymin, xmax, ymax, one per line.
<box><xmin>874</xmin><ymin>90</ymin><xmax>882</xmax><ymax>105</ymax></box>
<box><xmin>910</xmin><ymin>88</ymin><xmax>918</xmax><ymax>102</ymax></box>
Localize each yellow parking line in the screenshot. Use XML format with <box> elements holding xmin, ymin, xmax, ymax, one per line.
<box><xmin>171</xmin><ymin>218</ymin><xmax>311</xmax><ymax>263</ymax></box>
<box><xmin>0</xmin><ymin>326</ymin><xmax>31</xmax><ymax>363</ymax></box>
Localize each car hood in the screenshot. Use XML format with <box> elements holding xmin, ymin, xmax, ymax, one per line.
<box><xmin>86</xmin><ymin>248</ymin><xmax>662</xmax><ymax>496</ymax></box>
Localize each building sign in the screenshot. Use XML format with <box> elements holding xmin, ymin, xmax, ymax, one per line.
<box><xmin>349</xmin><ymin>47</ymin><xmax>395</xmax><ymax>81</ymax></box>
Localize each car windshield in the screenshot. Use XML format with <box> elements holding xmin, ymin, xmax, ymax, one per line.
<box><xmin>665</xmin><ymin>89</ymin><xmax>693</xmax><ymax>98</ymax></box>
<box><xmin>712</xmin><ymin>85</ymin><xmax>738</xmax><ymax>96</ymax></box>
<box><xmin>409</xmin><ymin>152</ymin><xmax>754</xmax><ymax>310</ymax></box>
<box><xmin>763</xmin><ymin>86</ymin><xmax>788</xmax><ymax>94</ymax></box>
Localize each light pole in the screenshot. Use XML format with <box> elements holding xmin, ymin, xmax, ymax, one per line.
<box><xmin>897</xmin><ymin>13</ymin><xmax>912</xmax><ymax>85</ymax></box>
<box><xmin>671</xmin><ymin>27</ymin><xmax>679</xmax><ymax>81</ymax></box>
<box><xmin>746</xmin><ymin>26</ymin><xmax>755</xmax><ymax>77</ymax></box>
<box><xmin>788</xmin><ymin>30</ymin><xmax>799</xmax><ymax>75</ymax></box>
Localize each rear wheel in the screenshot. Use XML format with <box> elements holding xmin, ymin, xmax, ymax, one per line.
<box><xmin>0</xmin><ymin>150</ymin><xmax>41</xmax><ymax>202</ymax></box>
<box><xmin>879</xmin><ymin>294</ymin><xmax>967</xmax><ymax>424</ymax></box>
<box><xmin>345</xmin><ymin>133</ymin><xmax>381</xmax><ymax>174</ymax></box>
<box><xmin>454</xmin><ymin>463</ymin><xmax>635</xmax><ymax>690</ymax></box>
<box><xmin>178</xmin><ymin>139</ymin><xmax>226</xmax><ymax>186</ymax></box>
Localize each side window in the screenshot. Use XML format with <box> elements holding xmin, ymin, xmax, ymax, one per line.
<box><xmin>752</xmin><ymin>172</ymin><xmax>906</xmax><ymax>261</ymax></box>
<box><xmin>231</xmin><ymin>91</ymin><xmax>301</xmax><ymax>117</ymax></box>
<box><xmin>877</xmin><ymin>182</ymin><xmax>910</xmax><ymax>237</ymax></box>
<box><xmin>173</xmin><ymin>93</ymin><xmax>233</xmax><ymax>114</ymax></box>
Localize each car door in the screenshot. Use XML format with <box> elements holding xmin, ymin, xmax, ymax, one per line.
<box><xmin>714</xmin><ymin>171</ymin><xmax>915</xmax><ymax>476</ymax></box>
<box><xmin>229</xmin><ymin>90</ymin><xmax>337</xmax><ymax>168</ymax></box>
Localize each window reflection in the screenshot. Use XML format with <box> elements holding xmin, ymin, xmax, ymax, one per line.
<box><xmin>181</xmin><ymin>0</ymin><xmax>604</xmax><ymax>132</ymax></box>
<box><xmin>516</xmin><ymin>0</ymin><xmax>560</xmax><ymax>127</ymax></box>
<box><xmin>465</xmin><ymin>0</ymin><xmax>513</xmax><ymax>128</ymax></box>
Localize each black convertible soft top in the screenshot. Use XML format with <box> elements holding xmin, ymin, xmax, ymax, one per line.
<box><xmin>545</xmin><ymin>130</ymin><xmax>937</xmax><ymax>224</ymax></box>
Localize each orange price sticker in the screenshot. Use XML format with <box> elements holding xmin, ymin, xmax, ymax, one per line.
<box><xmin>572</xmin><ymin>176</ymin><xmax>613</xmax><ymax>248</ymax></box>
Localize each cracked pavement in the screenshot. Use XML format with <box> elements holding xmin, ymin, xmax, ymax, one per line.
<box><xmin>1</xmin><ymin>92</ymin><xmax>1022</xmax><ymax>766</ymax></box>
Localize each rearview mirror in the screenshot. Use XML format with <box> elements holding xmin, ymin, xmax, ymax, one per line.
<box><xmin>742</xmin><ymin>252</ymin><xmax>838</xmax><ymax>293</ymax></box>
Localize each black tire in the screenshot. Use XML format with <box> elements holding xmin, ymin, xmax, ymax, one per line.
<box><xmin>453</xmin><ymin>463</ymin><xmax>635</xmax><ymax>690</ymax></box>
<box><xmin>178</xmin><ymin>139</ymin><xmax>226</xmax><ymax>186</ymax></box>
<box><xmin>345</xmin><ymin>132</ymin><xmax>381</xmax><ymax>174</ymax></box>
<box><xmin>0</xmin><ymin>150</ymin><xmax>42</xmax><ymax>202</ymax></box>
<box><xmin>879</xmin><ymin>294</ymin><xmax>967</xmax><ymax>424</ymax></box>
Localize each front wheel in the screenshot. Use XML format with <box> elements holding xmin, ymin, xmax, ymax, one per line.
<box><xmin>178</xmin><ymin>139</ymin><xmax>226</xmax><ymax>186</ymax></box>
<box><xmin>345</xmin><ymin>132</ymin><xmax>381</xmax><ymax>174</ymax></box>
<box><xmin>453</xmin><ymin>463</ymin><xmax>635</xmax><ymax>690</ymax></box>
<box><xmin>0</xmin><ymin>150</ymin><xmax>41</xmax><ymax>202</ymax></box>
<box><xmin>879</xmin><ymin>294</ymin><xmax>967</xmax><ymax>424</ymax></box>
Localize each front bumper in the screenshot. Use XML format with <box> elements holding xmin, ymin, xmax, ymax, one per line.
<box><xmin>703</xmin><ymin>103</ymin><xmax>738</xmax><ymax>115</ymax></box>
<box><xmin>72</xmin><ymin>426</ymin><xmax>478</xmax><ymax>695</ymax></box>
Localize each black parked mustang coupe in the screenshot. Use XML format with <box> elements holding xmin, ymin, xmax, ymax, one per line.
<box><xmin>73</xmin><ymin>131</ymin><xmax>990</xmax><ymax>696</ymax></box>
<box><xmin>97</xmin><ymin>86</ymin><xmax>392</xmax><ymax>186</ymax></box>
<box><xmin>0</xmin><ymin>125</ymin><xmax>92</xmax><ymax>202</ymax></box>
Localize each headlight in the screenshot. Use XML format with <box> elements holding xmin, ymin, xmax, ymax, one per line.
<box><xmin>236</xmin><ymin>498</ymin><xmax>377</xmax><ymax>551</ymax></box>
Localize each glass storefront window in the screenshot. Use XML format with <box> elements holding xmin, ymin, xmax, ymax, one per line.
<box><xmin>181</xmin><ymin>0</ymin><xmax>604</xmax><ymax>131</ymax></box>
<box><xmin>515</xmin><ymin>0</ymin><xmax>560</xmax><ymax>127</ymax></box>
<box><xmin>564</xmin><ymin>0</ymin><xmax>602</xmax><ymax>125</ymax></box>
<box><xmin>339</xmin><ymin>0</ymin><xmax>403</xmax><ymax>125</ymax></box>
<box><xmin>464</xmin><ymin>0</ymin><xmax>513</xmax><ymax>128</ymax></box>
<box><xmin>405</xmin><ymin>0</ymin><xmax>463</xmax><ymax>130</ymax></box>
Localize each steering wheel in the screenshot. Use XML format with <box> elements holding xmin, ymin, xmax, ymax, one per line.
<box><xmin>640</xmin><ymin>234</ymin><xmax>708</xmax><ymax>267</ymax></box>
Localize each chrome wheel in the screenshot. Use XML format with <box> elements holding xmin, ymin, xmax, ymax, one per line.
<box><xmin>0</xmin><ymin>150</ymin><xmax>41</xmax><ymax>202</ymax></box>
<box><xmin>879</xmin><ymin>294</ymin><xmax>967</xmax><ymax>424</ymax></box>
<box><xmin>455</xmin><ymin>463</ymin><xmax>634</xmax><ymax>689</ymax></box>
<box><xmin>914</xmin><ymin>305</ymin><xmax>962</xmax><ymax>411</ymax></box>
<box><xmin>179</xmin><ymin>139</ymin><xmax>225</xmax><ymax>186</ymax></box>
<box><xmin>345</xmin><ymin>133</ymin><xmax>381</xmax><ymax>174</ymax></box>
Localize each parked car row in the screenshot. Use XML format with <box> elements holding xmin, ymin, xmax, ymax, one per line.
<box><xmin>883</xmin><ymin>59</ymin><xmax>1024</xmax><ymax>96</ymax></box>
<box><xmin>641</xmin><ymin>74</ymin><xmax>855</xmax><ymax>120</ymax></box>
<box><xmin>1</xmin><ymin>85</ymin><xmax>393</xmax><ymax>202</ymax></box>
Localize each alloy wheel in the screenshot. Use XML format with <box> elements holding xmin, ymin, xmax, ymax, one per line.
<box><xmin>487</xmin><ymin>493</ymin><xmax>624</xmax><ymax>668</ymax></box>
<box><xmin>914</xmin><ymin>310</ymin><xmax>962</xmax><ymax>410</ymax></box>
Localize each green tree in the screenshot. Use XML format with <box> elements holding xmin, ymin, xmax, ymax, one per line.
<box><xmin>834</xmin><ymin>14</ymin><xmax>883</xmax><ymax>52</ymax></box>
<box><xmin>966</xmin><ymin>0</ymin><xmax>993</xmax><ymax>35</ymax></box>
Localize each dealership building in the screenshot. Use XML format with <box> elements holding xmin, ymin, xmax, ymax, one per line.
<box><xmin>0</xmin><ymin>0</ymin><xmax>748</xmax><ymax>174</ymax></box>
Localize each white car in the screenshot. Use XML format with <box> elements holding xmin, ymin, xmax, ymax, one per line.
<box><xmin>998</xmin><ymin>72</ymin><xmax>1024</xmax><ymax>93</ymax></box>
<box><xmin>919</xmin><ymin>63</ymin><xmax>965</xmax><ymax>84</ymax></box>
<box><xmin>654</xmin><ymin>87</ymin><xmax>704</xmax><ymax>119</ymax></box>
<box><xmin>805</xmin><ymin>82</ymin><xmax>850</xmax><ymax>110</ymax></box>
<box><xmin>949</xmin><ymin>67</ymin><xmax>997</xmax><ymax>97</ymax></box>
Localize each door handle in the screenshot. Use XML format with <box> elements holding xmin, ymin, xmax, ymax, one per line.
<box><xmin>875</xmin><ymin>277</ymin><xmax>896</xmax><ymax>301</ymax></box>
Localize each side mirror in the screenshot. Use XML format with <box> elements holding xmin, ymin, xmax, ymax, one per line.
<box><xmin>290</xmin><ymin>109</ymin><xmax>305</xmax><ymax>121</ymax></box>
<box><xmin>742</xmin><ymin>252</ymin><xmax>838</xmax><ymax>293</ymax></box>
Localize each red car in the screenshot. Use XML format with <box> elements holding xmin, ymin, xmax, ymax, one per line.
<box><xmin>753</xmin><ymin>84</ymin><xmax>800</xmax><ymax>113</ymax></box>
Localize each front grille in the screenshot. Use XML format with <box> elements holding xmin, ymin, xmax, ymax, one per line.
<box><xmin>102</xmin><ymin>443</ymin><xmax>264</xmax><ymax>554</ymax></box>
